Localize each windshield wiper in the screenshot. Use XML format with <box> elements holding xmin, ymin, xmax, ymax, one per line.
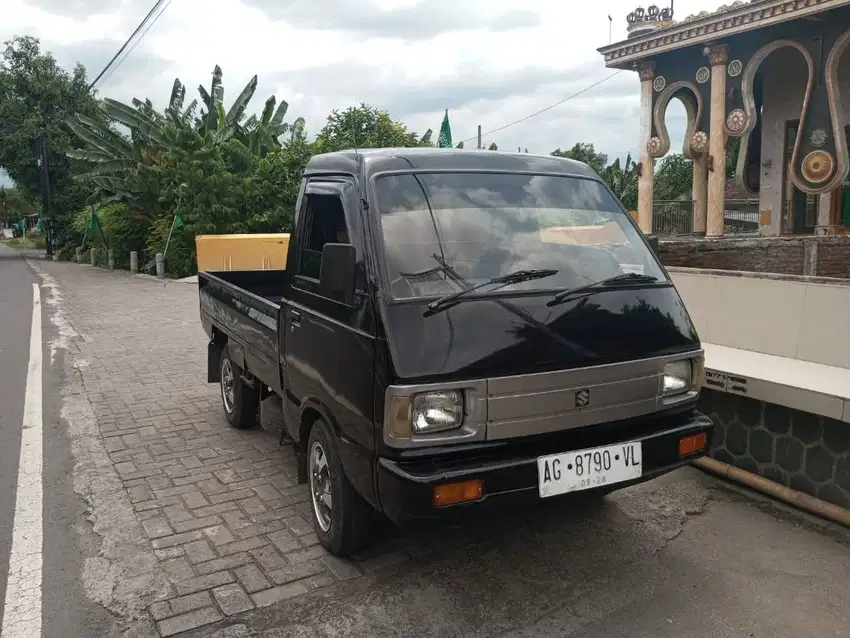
<box><xmin>426</xmin><ymin>268</ymin><xmax>559</xmax><ymax>314</ymax></box>
<box><xmin>547</xmin><ymin>272</ymin><xmax>661</xmax><ymax>307</ymax></box>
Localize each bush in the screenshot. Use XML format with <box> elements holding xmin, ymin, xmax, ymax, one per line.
<box><xmin>146</xmin><ymin>215</ymin><xmax>195</xmax><ymax>277</ymax></box>
<box><xmin>69</xmin><ymin>204</ymin><xmax>151</xmax><ymax>267</ymax></box>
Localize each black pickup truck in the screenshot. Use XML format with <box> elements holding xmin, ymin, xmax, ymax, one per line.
<box><xmin>198</xmin><ymin>148</ymin><xmax>714</xmax><ymax>556</ymax></box>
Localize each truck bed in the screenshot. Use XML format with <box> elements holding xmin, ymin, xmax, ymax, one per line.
<box><xmin>198</xmin><ymin>270</ymin><xmax>285</xmax><ymax>392</ymax></box>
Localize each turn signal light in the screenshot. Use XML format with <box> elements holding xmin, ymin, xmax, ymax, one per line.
<box><xmin>432</xmin><ymin>480</ymin><xmax>484</xmax><ymax>507</ymax></box>
<box><xmin>679</xmin><ymin>432</ymin><xmax>707</xmax><ymax>457</ymax></box>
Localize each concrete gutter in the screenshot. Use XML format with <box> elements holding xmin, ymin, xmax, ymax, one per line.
<box><xmin>693</xmin><ymin>457</ymin><xmax>850</xmax><ymax>529</ymax></box>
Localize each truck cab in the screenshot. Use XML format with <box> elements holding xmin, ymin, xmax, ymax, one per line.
<box><xmin>199</xmin><ymin>148</ymin><xmax>713</xmax><ymax>556</ymax></box>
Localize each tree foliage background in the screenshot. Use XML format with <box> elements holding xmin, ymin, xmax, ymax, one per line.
<box><xmin>1</xmin><ymin>36</ymin><xmax>701</xmax><ymax>276</ymax></box>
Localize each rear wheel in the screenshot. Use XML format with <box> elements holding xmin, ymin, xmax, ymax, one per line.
<box><xmin>220</xmin><ymin>349</ymin><xmax>258</xmax><ymax>429</ymax></box>
<box><xmin>307</xmin><ymin>419</ymin><xmax>372</xmax><ymax>556</ymax></box>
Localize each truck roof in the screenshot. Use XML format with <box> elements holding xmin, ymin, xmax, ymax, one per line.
<box><xmin>304</xmin><ymin>148</ymin><xmax>601</xmax><ymax>180</ymax></box>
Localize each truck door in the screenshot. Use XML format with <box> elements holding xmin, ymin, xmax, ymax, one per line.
<box><xmin>284</xmin><ymin>178</ymin><xmax>378</xmax><ymax>504</ymax></box>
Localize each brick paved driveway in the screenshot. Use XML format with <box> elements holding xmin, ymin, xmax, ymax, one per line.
<box><xmin>36</xmin><ymin>262</ymin><xmax>370</xmax><ymax>636</ymax></box>
<box><xmin>31</xmin><ymin>260</ymin><xmax>850</xmax><ymax>638</ymax></box>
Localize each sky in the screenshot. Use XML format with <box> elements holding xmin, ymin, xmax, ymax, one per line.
<box><xmin>1</xmin><ymin>0</ymin><xmax>733</xmax><ymax>189</ymax></box>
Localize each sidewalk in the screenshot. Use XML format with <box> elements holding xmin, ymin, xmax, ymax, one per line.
<box><xmin>33</xmin><ymin>261</ymin><xmax>359</xmax><ymax>636</ymax></box>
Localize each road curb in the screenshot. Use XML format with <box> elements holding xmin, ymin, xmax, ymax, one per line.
<box><xmin>693</xmin><ymin>456</ymin><xmax>850</xmax><ymax>529</ymax></box>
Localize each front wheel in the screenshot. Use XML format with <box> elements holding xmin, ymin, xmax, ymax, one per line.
<box><xmin>220</xmin><ymin>349</ymin><xmax>258</xmax><ymax>429</ymax></box>
<box><xmin>307</xmin><ymin>419</ymin><xmax>372</xmax><ymax>556</ymax></box>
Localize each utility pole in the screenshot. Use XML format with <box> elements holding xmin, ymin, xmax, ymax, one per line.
<box><xmin>477</xmin><ymin>125</ymin><xmax>482</xmax><ymax>150</ymax></box>
<box><xmin>36</xmin><ymin>133</ymin><xmax>54</xmax><ymax>256</ymax></box>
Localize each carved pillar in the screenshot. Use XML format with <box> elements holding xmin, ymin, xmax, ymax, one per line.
<box><xmin>706</xmin><ymin>45</ymin><xmax>728</xmax><ymax>237</ymax></box>
<box><xmin>692</xmin><ymin>155</ymin><xmax>708</xmax><ymax>235</ymax></box>
<box><xmin>637</xmin><ymin>63</ymin><xmax>655</xmax><ymax>234</ymax></box>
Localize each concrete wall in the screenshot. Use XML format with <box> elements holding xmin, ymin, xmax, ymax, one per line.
<box><xmin>757</xmin><ymin>46</ymin><xmax>850</xmax><ymax>236</ymax></box>
<box><xmin>699</xmin><ymin>389</ymin><xmax>850</xmax><ymax>508</ymax></box>
<box><xmin>669</xmin><ymin>267</ymin><xmax>850</xmax><ymax>367</ymax></box>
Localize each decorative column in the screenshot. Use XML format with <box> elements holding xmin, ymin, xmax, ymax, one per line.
<box><xmin>692</xmin><ymin>155</ymin><xmax>708</xmax><ymax>235</ymax></box>
<box><xmin>637</xmin><ymin>63</ymin><xmax>655</xmax><ymax>234</ymax></box>
<box><xmin>705</xmin><ymin>44</ymin><xmax>728</xmax><ymax>237</ymax></box>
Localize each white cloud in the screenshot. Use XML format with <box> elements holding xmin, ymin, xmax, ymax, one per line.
<box><xmin>2</xmin><ymin>0</ymin><xmax>731</xmax><ymax>164</ymax></box>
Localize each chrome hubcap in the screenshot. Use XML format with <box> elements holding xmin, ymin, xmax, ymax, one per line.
<box><xmin>221</xmin><ymin>358</ymin><xmax>235</xmax><ymax>414</ymax></box>
<box><xmin>309</xmin><ymin>441</ymin><xmax>333</xmax><ymax>532</ymax></box>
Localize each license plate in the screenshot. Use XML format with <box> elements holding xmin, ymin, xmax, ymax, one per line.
<box><xmin>537</xmin><ymin>442</ymin><xmax>643</xmax><ymax>498</ymax></box>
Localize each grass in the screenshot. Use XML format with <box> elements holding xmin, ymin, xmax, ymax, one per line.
<box><xmin>2</xmin><ymin>234</ymin><xmax>46</xmax><ymax>250</ymax></box>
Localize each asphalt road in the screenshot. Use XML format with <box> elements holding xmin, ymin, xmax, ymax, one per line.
<box><xmin>0</xmin><ymin>244</ymin><xmax>116</xmax><ymax>637</ymax></box>
<box><xmin>0</xmin><ymin>244</ymin><xmax>36</xmax><ymax>631</ymax></box>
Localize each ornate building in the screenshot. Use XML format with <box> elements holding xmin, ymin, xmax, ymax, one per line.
<box><xmin>598</xmin><ymin>0</ymin><xmax>850</xmax><ymax>237</ymax></box>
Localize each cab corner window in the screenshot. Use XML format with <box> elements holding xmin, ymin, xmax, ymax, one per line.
<box><xmin>297</xmin><ymin>192</ymin><xmax>350</xmax><ymax>281</ymax></box>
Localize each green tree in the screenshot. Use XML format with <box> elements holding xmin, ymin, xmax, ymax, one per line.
<box><xmin>726</xmin><ymin>136</ymin><xmax>741</xmax><ymax>180</ymax></box>
<box><xmin>0</xmin><ymin>186</ymin><xmax>36</xmax><ymax>225</ymax></box>
<box><xmin>0</xmin><ymin>36</ymin><xmax>100</xmax><ymax>247</ymax></box>
<box><xmin>601</xmin><ymin>154</ymin><xmax>639</xmax><ymax>211</ymax></box>
<box><xmin>551</xmin><ymin>142</ymin><xmax>608</xmax><ymax>175</ymax></box>
<box><xmin>654</xmin><ymin>154</ymin><xmax>693</xmax><ymax>200</ymax></box>
<box><xmin>314</xmin><ymin>104</ymin><xmax>432</xmax><ymax>152</ymax></box>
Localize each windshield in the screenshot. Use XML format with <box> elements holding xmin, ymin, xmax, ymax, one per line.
<box><xmin>374</xmin><ymin>172</ymin><xmax>666</xmax><ymax>299</ymax></box>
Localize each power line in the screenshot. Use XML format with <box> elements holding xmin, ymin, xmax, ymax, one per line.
<box><xmin>95</xmin><ymin>0</ymin><xmax>173</xmax><ymax>90</ymax></box>
<box><xmin>88</xmin><ymin>0</ymin><xmax>171</xmax><ymax>91</ymax></box>
<box><xmin>460</xmin><ymin>70</ymin><xmax>625</xmax><ymax>144</ymax></box>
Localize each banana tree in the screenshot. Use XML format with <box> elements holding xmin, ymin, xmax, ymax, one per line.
<box><xmin>602</xmin><ymin>153</ymin><xmax>639</xmax><ymax>211</ymax></box>
<box><xmin>243</xmin><ymin>96</ymin><xmax>296</xmax><ymax>156</ymax></box>
<box><xmin>197</xmin><ymin>65</ymin><xmax>258</xmax><ymax>141</ymax></box>
<box><xmin>65</xmin><ymin>97</ymin><xmax>170</xmax><ymax>209</ymax></box>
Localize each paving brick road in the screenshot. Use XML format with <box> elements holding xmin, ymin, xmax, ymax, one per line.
<box><xmin>25</xmin><ymin>258</ymin><xmax>850</xmax><ymax>638</ymax></box>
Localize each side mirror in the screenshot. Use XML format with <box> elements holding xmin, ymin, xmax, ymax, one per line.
<box><xmin>320</xmin><ymin>243</ymin><xmax>357</xmax><ymax>304</ymax></box>
<box><xmin>645</xmin><ymin>234</ymin><xmax>660</xmax><ymax>257</ymax></box>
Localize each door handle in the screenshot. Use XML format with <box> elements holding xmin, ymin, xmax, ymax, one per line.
<box><xmin>290</xmin><ymin>310</ymin><xmax>301</xmax><ymax>329</ymax></box>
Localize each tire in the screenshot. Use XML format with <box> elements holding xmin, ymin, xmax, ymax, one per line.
<box><xmin>219</xmin><ymin>348</ymin><xmax>258</xmax><ymax>429</ymax></box>
<box><xmin>307</xmin><ymin>419</ymin><xmax>372</xmax><ymax>556</ymax></box>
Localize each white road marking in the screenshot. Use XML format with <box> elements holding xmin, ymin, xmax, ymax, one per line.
<box><xmin>1</xmin><ymin>284</ymin><xmax>43</xmax><ymax>638</ymax></box>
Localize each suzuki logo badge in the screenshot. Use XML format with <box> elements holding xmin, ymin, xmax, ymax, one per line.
<box><xmin>575</xmin><ymin>388</ymin><xmax>591</xmax><ymax>408</ymax></box>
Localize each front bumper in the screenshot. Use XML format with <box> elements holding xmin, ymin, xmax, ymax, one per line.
<box><xmin>376</xmin><ymin>409</ymin><xmax>714</xmax><ymax>524</ymax></box>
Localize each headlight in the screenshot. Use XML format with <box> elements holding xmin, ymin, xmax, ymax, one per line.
<box><xmin>663</xmin><ymin>359</ymin><xmax>694</xmax><ymax>396</ymax></box>
<box><xmin>411</xmin><ymin>391</ymin><xmax>464</xmax><ymax>433</ymax></box>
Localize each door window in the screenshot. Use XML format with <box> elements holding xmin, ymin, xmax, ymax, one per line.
<box><xmin>297</xmin><ymin>192</ymin><xmax>350</xmax><ymax>280</ymax></box>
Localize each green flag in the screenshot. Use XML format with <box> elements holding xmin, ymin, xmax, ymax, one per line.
<box><xmin>90</xmin><ymin>207</ymin><xmax>101</xmax><ymax>232</ymax></box>
<box><xmin>173</xmin><ymin>213</ymin><xmax>184</xmax><ymax>229</ymax></box>
<box><xmin>437</xmin><ymin>110</ymin><xmax>453</xmax><ymax>148</ymax></box>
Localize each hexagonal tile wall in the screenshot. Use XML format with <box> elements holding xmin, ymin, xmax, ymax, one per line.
<box><xmin>698</xmin><ymin>390</ymin><xmax>850</xmax><ymax>508</ymax></box>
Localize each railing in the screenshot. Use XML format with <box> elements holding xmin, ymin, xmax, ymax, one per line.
<box><xmin>652</xmin><ymin>200</ymin><xmax>693</xmax><ymax>235</ymax></box>
<box><xmin>723</xmin><ymin>199</ymin><xmax>759</xmax><ymax>235</ymax></box>
<box><xmin>652</xmin><ymin>199</ymin><xmax>760</xmax><ymax>236</ymax></box>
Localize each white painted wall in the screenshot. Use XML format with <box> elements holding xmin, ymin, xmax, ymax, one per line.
<box><xmin>669</xmin><ymin>267</ymin><xmax>850</xmax><ymax>369</ymax></box>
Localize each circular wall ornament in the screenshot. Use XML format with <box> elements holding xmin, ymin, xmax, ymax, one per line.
<box><xmin>691</xmin><ymin>131</ymin><xmax>708</xmax><ymax>153</ymax></box>
<box><xmin>652</xmin><ymin>76</ymin><xmax>667</xmax><ymax>92</ymax></box>
<box><xmin>696</xmin><ymin>66</ymin><xmax>711</xmax><ymax>84</ymax></box>
<box><xmin>810</xmin><ymin>128</ymin><xmax>828</xmax><ymax>148</ymax></box>
<box><xmin>726</xmin><ymin>109</ymin><xmax>746</xmax><ymax>133</ymax></box>
<box><xmin>727</xmin><ymin>59</ymin><xmax>743</xmax><ymax>77</ymax></box>
<box><xmin>647</xmin><ymin>136</ymin><xmax>664</xmax><ymax>157</ymax></box>
<box><xmin>801</xmin><ymin>150</ymin><xmax>834</xmax><ymax>184</ymax></box>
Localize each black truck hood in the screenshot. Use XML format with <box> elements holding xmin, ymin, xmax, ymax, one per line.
<box><xmin>382</xmin><ymin>285</ymin><xmax>700</xmax><ymax>382</ymax></box>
